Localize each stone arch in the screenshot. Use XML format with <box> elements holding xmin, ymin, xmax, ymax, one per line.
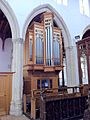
<box><xmin>22</xmin><ymin>4</ymin><xmax>77</xmax><ymax>89</ymax></box>
<box><xmin>0</xmin><ymin>0</ymin><xmax>22</xmax><ymax>116</ymax></box>
<box><xmin>22</xmin><ymin>4</ymin><xmax>71</xmax><ymax>48</ymax></box>
<box><xmin>0</xmin><ymin>0</ymin><xmax>20</xmax><ymax>39</ymax></box>
<box><xmin>0</xmin><ymin>0</ymin><xmax>20</xmax><ymax>72</ymax></box>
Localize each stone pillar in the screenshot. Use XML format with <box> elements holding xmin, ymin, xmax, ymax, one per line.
<box><xmin>10</xmin><ymin>38</ymin><xmax>24</xmax><ymax>116</ymax></box>
<box><xmin>65</xmin><ymin>45</ymin><xmax>79</xmax><ymax>90</ymax></box>
<box><xmin>73</xmin><ymin>44</ymin><xmax>79</xmax><ymax>86</ymax></box>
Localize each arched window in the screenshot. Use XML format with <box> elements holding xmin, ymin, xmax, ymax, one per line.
<box><xmin>54</xmin><ymin>0</ymin><xmax>68</xmax><ymax>6</ymax></box>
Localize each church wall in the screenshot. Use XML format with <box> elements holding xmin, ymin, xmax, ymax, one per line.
<box><xmin>0</xmin><ymin>0</ymin><xmax>89</xmax><ymax>116</ymax></box>
<box><xmin>0</xmin><ymin>38</ymin><xmax>12</xmax><ymax>72</ymax></box>
<box><xmin>5</xmin><ymin>0</ymin><xmax>90</xmax><ymax>88</ymax></box>
<box><xmin>6</xmin><ymin>0</ymin><xmax>90</xmax><ymax>42</ymax></box>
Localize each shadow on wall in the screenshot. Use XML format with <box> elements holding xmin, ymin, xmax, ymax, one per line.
<box><xmin>0</xmin><ymin>38</ymin><xmax>13</xmax><ymax>72</ymax></box>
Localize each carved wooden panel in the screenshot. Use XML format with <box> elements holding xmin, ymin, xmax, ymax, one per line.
<box><xmin>77</xmin><ymin>37</ymin><xmax>90</xmax><ymax>85</ymax></box>
<box><xmin>40</xmin><ymin>96</ymin><xmax>87</xmax><ymax>120</ymax></box>
<box><xmin>0</xmin><ymin>73</ymin><xmax>12</xmax><ymax>115</ymax></box>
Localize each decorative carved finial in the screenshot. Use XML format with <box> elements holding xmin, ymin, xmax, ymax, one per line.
<box><xmin>40</xmin><ymin>89</ymin><xmax>46</xmax><ymax>101</ymax></box>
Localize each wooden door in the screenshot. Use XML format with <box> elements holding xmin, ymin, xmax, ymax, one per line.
<box><xmin>0</xmin><ymin>73</ymin><xmax>12</xmax><ymax>115</ymax></box>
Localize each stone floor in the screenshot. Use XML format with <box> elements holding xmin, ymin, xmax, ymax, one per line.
<box><xmin>0</xmin><ymin>115</ymin><xmax>30</xmax><ymax>120</ymax></box>
<box><xmin>0</xmin><ymin>115</ymin><xmax>83</xmax><ymax>120</ymax></box>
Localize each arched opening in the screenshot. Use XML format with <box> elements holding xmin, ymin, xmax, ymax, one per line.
<box><xmin>0</xmin><ymin>0</ymin><xmax>20</xmax><ymax>116</ymax></box>
<box><xmin>22</xmin><ymin>4</ymin><xmax>71</xmax><ymax>88</ymax></box>
<box><xmin>0</xmin><ymin>10</ymin><xmax>12</xmax><ymax>72</ymax></box>
<box><xmin>82</xmin><ymin>29</ymin><xmax>90</xmax><ymax>39</ymax></box>
<box><xmin>0</xmin><ymin>9</ymin><xmax>13</xmax><ymax>115</ymax></box>
<box><xmin>22</xmin><ymin>4</ymin><xmax>71</xmax><ymax>47</ymax></box>
<box><xmin>23</xmin><ymin>4</ymin><xmax>71</xmax><ymax>119</ymax></box>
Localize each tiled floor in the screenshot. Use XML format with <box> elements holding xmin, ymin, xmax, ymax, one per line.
<box><xmin>0</xmin><ymin>115</ymin><xmax>30</xmax><ymax>120</ymax></box>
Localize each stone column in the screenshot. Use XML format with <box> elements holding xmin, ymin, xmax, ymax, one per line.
<box><xmin>73</xmin><ymin>44</ymin><xmax>79</xmax><ymax>86</ymax></box>
<box><xmin>10</xmin><ymin>38</ymin><xmax>24</xmax><ymax>116</ymax></box>
<box><xmin>65</xmin><ymin>45</ymin><xmax>79</xmax><ymax>91</ymax></box>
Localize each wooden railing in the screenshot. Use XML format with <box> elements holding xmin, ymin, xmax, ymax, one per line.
<box><xmin>40</xmin><ymin>95</ymin><xmax>88</xmax><ymax>120</ymax></box>
<box><xmin>31</xmin><ymin>86</ymin><xmax>83</xmax><ymax>99</ymax></box>
<box><xmin>23</xmin><ymin>86</ymin><xmax>88</xmax><ymax>119</ymax></box>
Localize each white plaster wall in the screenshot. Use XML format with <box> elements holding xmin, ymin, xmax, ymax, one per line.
<box><xmin>4</xmin><ymin>0</ymin><xmax>90</xmax><ymax>87</ymax></box>
<box><xmin>6</xmin><ymin>0</ymin><xmax>90</xmax><ymax>42</ymax></box>
<box><xmin>0</xmin><ymin>38</ymin><xmax>12</xmax><ymax>72</ymax></box>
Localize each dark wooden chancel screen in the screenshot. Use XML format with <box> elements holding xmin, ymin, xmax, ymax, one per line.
<box><xmin>77</xmin><ymin>37</ymin><xmax>90</xmax><ymax>94</ymax></box>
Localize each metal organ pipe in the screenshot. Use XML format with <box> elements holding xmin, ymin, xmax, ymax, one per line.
<box><xmin>50</xmin><ymin>23</ymin><xmax>53</xmax><ymax>65</ymax></box>
<box><xmin>48</xmin><ymin>26</ymin><xmax>51</xmax><ymax>65</ymax></box>
<box><xmin>48</xmin><ymin>27</ymin><xmax>50</xmax><ymax>66</ymax></box>
<box><xmin>46</xmin><ymin>27</ymin><xmax>48</xmax><ymax>65</ymax></box>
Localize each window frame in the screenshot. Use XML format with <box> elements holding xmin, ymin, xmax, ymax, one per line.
<box><xmin>37</xmin><ymin>79</ymin><xmax>53</xmax><ymax>89</ymax></box>
<box><xmin>79</xmin><ymin>0</ymin><xmax>89</xmax><ymax>16</ymax></box>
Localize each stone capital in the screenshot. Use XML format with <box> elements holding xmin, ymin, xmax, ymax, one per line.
<box><xmin>12</xmin><ymin>38</ymin><xmax>24</xmax><ymax>44</ymax></box>
<box><xmin>65</xmin><ymin>46</ymin><xmax>74</xmax><ymax>50</ymax></box>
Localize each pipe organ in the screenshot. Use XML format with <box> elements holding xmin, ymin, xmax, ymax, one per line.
<box><xmin>23</xmin><ymin>12</ymin><xmax>63</xmax><ymax>119</ymax></box>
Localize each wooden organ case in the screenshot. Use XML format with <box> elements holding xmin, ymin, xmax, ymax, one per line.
<box><xmin>23</xmin><ymin>12</ymin><xmax>63</xmax><ymax>119</ymax></box>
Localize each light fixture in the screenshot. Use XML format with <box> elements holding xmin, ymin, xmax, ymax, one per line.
<box><xmin>75</xmin><ymin>35</ymin><xmax>80</xmax><ymax>42</ymax></box>
<box><xmin>75</xmin><ymin>35</ymin><xmax>80</xmax><ymax>39</ymax></box>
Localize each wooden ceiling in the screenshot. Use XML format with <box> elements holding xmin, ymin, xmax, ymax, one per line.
<box><xmin>0</xmin><ymin>10</ymin><xmax>12</xmax><ymax>41</ymax></box>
